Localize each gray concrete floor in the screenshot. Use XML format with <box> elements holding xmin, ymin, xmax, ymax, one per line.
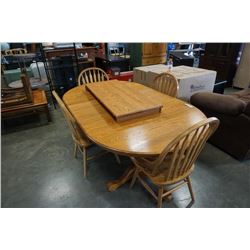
<box><xmin>1</xmin><ymin>106</ymin><xmax>250</xmax><ymax>208</ymax></box>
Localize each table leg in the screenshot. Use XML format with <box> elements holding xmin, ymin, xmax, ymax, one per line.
<box><xmin>107</xmin><ymin>166</ymin><xmax>135</xmax><ymax>192</ymax></box>
<box><xmin>45</xmin><ymin>106</ymin><xmax>51</xmax><ymax>122</ymax></box>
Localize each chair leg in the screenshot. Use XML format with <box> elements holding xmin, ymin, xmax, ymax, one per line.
<box><xmin>73</xmin><ymin>143</ymin><xmax>78</xmax><ymax>158</ymax></box>
<box><xmin>130</xmin><ymin>168</ymin><xmax>139</xmax><ymax>189</ymax></box>
<box><xmin>114</xmin><ymin>154</ymin><xmax>121</xmax><ymax>165</ymax></box>
<box><xmin>187</xmin><ymin>176</ymin><xmax>195</xmax><ymax>202</ymax></box>
<box><xmin>157</xmin><ymin>186</ymin><xmax>164</xmax><ymax>208</ymax></box>
<box><xmin>82</xmin><ymin>147</ymin><xmax>87</xmax><ymax>177</ymax></box>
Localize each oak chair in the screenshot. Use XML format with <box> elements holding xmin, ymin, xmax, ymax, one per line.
<box><xmin>130</xmin><ymin>117</ymin><xmax>220</xmax><ymax>208</ymax></box>
<box><xmin>78</xmin><ymin>67</ymin><xmax>109</xmax><ymax>85</ymax></box>
<box><xmin>151</xmin><ymin>72</ymin><xmax>179</xmax><ymax>97</ymax></box>
<box><xmin>4</xmin><ymin>48</ymin><xmax>27</xmax><ymax>55</ymax></box>
<box><xmin>52</xmin><ymin>91</ymin><xmax>120</xmax><ymax>177</ymax></box>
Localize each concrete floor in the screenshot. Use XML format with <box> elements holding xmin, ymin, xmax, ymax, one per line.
<box><xmin>1</xmin><ymin>107</ymin><xmax>250</xmax><ymax>208</ymax></box>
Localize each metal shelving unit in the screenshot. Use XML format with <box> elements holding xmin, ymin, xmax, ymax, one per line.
<box><xmin>40</xmin><ymin>43</ymin><xmax>95</xmax><ymax>107</ymax></box>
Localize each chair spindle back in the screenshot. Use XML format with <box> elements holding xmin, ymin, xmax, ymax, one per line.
<box><xmin>78</xmin><ymin>67</ymin><xmax>109</xmax><ymax>85</ymax></box>
<box><xmin>152</xmin><ymin>72</ymin><xmax>179</xmax><ymax>97</ymax></box>
<box><xmin>150</xmin><ymin>117</ymin><xmax>219</xmax><ymax>183</ymax></box>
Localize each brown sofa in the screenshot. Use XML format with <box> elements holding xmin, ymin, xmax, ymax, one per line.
<box><xmin>190</xmin><ymin>88</ymin><xmax>250</xmax><ymax>160</ymax></box>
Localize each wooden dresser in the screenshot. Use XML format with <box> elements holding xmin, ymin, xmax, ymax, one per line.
<box><xmin>130</xmin><ymin>43</ymin><xmax>167</xmax><ymax>67</ymax></box>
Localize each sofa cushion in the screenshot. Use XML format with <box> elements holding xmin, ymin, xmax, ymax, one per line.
<box><xmin>244</xmin><ymin>102</ymin><xmax>250</xmax><ymax>116</ymax></box>
<box><xmin>191</xmin><ymin>92</ymin><xmax>246</xmax><ymax>116</ymax></box>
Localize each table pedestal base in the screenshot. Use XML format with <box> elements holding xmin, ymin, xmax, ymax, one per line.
<box><xmin>106</xmin><ymin>166</ymin><xmax>174</xmax><ymax>204</ymax></box>
<box><xmin>107</xmin><ymin>166</ymin><xmax>135</xmax><ymax>192</ymax></box>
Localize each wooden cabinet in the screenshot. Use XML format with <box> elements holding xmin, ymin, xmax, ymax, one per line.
<box><xmin>152</xmin><ymin>43</ymin><xmax>166</xmax><ymax>56</ymax></box>
<box><xmin>142</xmin><ymin>43</ymin><xmax>153</xmax><ymax>56</ymax></box>
<box><xmin>130</xmin><ymin>43</ymin><xmax>167</xmax><ymax>68</ymax></box>
<box><xmin>142</xmin><ymin>56</ymin><xmax>166</xmax><ymax>66</ymax></box>
<box><xmin>199</xmin><ymin>43</ymin><xmax>242</xmax><ymax>86</ymax></box>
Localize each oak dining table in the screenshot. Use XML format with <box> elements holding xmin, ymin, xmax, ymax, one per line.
<box><xmin>63</xmin><ymin>80</ymin><xmax>206</xmax><ymax>191</ymax></box>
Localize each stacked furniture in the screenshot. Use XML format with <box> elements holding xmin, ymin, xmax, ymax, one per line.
<box><xmin>2</xmin><ymin>68</ymin><xmax>33</xmax><ymax>85</ymax></box>
<box><xmin>2</xmin><ymin>74</ymin><xmax>33</xmax><ymax>107</ymax></box>
<box><xmin>190</xmin><ymin>88</ymin><xmax>250</xmax><ymax>160</ymax></box>
<box><xmin>1</xmin><ymin>73</ymin><xmax>51</xmax><ymax>123</ymax></box>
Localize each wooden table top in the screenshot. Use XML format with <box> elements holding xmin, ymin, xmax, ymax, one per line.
<box><xmin>85</xmin><ymin>81</ymin><xmax>162</xmax><ymax>122</ymax></box>
<box><xmin>63</xmin><ymin>80</ymin><xmax>206</xmax><ymax>156</ymax></box>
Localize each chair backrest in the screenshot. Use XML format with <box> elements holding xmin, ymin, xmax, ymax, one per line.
<box><xmin>152</xmin><ymin>72</ymin><xmax>179</xmax><ymax>97</ymax></box>
<box><xmin>147</xmin><ymin>117</ymin><xmax>220</xmax><ymax>183</ymax></box>
<box><xmin>52</xmin><ymin>90</ymin><xmax>86</xmax><ymax>142</ymax></box>
<box><xmin>4</xmin><ymin>48</ymin><xmax>27</xmax><ymax>55</ymax></box>
<box><xmin>3</xmin><ymin>49</ymin><xmax>13</xmax><ymax>55</ymax></box>
<box><xmin>78</xmin><ymin>67</ymin><xmax>109</xmax><ymax>85</ymax></box>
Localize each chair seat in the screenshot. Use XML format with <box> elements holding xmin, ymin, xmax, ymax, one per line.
<box><xmin>149</xmin><ymin>164</ymin><xmax>194</xmax><ymax>185</ymax></box>
<box><xmin>73</xmin><ymin>134</ymin><xmax>92</xmax><ymax>148</ymax></box>
<box><xmin>136</xmin><ymin>155</ymin><xmax>194</xmax><ymax>185</ymax></box>
<box><xmin>133</xmin><ymin>135</ymin><xmax>195</xmax><ymax>185</ymax></box>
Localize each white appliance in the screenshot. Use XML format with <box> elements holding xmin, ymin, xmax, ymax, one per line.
<box><xmin>30</xmin><ymin>62</ymin><xmax>47</xmax><ymax>80</ymax></box>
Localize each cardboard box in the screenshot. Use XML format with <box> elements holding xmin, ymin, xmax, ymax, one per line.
<box><xmin>133</xmin><ymin>64</ymin><xmax>168</xmax><ymax>85</ymax></box>
<box><xmin>133</xmin><ymin>65</ymin><xmax>217</xmax><ymax>101</ymax></box>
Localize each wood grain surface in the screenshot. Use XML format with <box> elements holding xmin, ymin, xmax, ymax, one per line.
<box><xmin>85</xmin><ymin>80</ymin><xmax>162</xmax><ymax>122</ymax></box>
<box><xmin>63</xmin><ymin>80</ymin><xmax>206</xmax><ymax>156</ymax></box>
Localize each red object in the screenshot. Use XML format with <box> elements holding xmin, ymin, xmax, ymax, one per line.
<box><xmin>109</xmin><ymin>71</ymin><xmax>133</xmax><ymax>82</ymax></box>
<box><xmin>98</xmin><ymin>43</ymin><xmax>105</xmax><ymax>55</ymax></box>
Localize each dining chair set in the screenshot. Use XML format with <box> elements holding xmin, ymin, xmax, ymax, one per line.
<box><xmin>52</xmin><ymin>67</ymin><xmax>219</xmax><ymax>207</ymax></box>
